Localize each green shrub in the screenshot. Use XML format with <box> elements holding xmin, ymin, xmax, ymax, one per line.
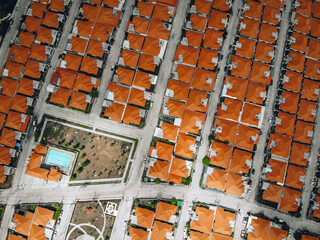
<box><xmin>202</xmin><ymin>156</ymin><xmax>210</xmax><ymax>166</ymax></box>
<box><xmin>70</xmin><ymin>173</ymin><xmax>77</xmax><ymax>180</ymax></box>
<box><xmin>154</xmin><ymin>178</ymin><xmax>161</xmax><ymax>184</ymax></box>
<box><xmin>76</xmin><ymin>167</ymin><xmax>84</xmax><ymax>174</ymax></box>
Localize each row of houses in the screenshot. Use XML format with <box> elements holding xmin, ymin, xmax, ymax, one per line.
<box><xmin>46</xmin><ymin>0</ymin><xmax>126</xmax><ymax>112</ymax></box>
<box><xmin>102</xmin><ymin>0</ymin><xmax>178</xmax><ymax>127</ymax></box>
<box><xmin>258</xmin><ymin>0</ymin><xmax>320</xmax><ymax>215</ymax></box>
<box><xmin>0</xmin><ymin>0</ymin><xmax>71</xmax><ymax>186</ymax></box>
<box><xmin>143</xmin><ymin>0</ymin><xmax>232</xmax><ymax>185</ymax></box>
<box><xmin>201</xmin><ymin>0</ymin><xmax>285</xmax><ymax>197</ymax></box>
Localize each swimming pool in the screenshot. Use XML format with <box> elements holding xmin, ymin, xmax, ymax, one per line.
<box><xmin>46</xmin><ymin>149</ymin><xmax>73</xmax><ymax>169</ymax></box>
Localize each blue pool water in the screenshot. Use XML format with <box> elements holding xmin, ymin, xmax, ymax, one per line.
<box><xmin>46</xmin><ymin>149</ymin><xmax>72</xmax><ymax>169</ymax></box>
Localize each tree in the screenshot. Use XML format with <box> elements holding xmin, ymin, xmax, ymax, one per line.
<box><xmin>154</xmin><ymin>178</ymin><xmax>161</xmax><ymax>184</ymax></box>
<box><xmin>70</xmin><ymin>173</ymin><xmax>77</xmax><ymax>180</ymax></box>
<box><xmin>202</xmin><ymin>156</ymin><xmax>210</xmax><ymax>166</ymax></box>
<box><xmin>90</xmin><ymin>89</ymin><xmax>99</xmax><ymax>98</ymax></box>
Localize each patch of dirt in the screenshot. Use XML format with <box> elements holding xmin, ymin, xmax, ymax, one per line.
<box><xmin>0</xmin><ymin>175</ymin><xmax>12</xmax><ymax>189</ymax></box>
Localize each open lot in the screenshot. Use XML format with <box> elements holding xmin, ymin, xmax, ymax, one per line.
<box><xmin>42</xmin><ymin>121</ymin><xmax>132</xmax><ymax>180</ymax></box>
<box><xmin>0</xmin><ymin>205</ymin><xmax>5</xmax><ymax>227</ymax></box>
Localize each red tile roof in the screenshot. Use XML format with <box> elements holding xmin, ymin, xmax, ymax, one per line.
<box><xmin>11</xmin><ymin>94</ymin><xmax>28</xmax><ymax>113</ymax></box>
<box><xmin>30</xmin><ymin>2</ymin><xmax>47</xmax><ymax>18</ymax></box>
<box><xmin>70</xmin><ymin>36</ymin><xmax>88</xmax><ymax>54</ymax></box>
<box><xmin>165</xmin><ymin>98</ymin><xmax>185</xmax><ymax>118</ymax></box>
<box><xmin>62</xmin><ymin>53</ymin><xmax>82</xmax><ymax>71</ymax></box>
<box><xmin>133</xmin><ymin>70</ymin><xmax>153</xmax><ymax>89</ymax></box>
<box><xmin>97</xmin><ymin>7</ymin><xmax>121</xmax><ymax>26</ymax></box>
<box><xmin>0</xmin><ymin>145</ymin><xmax>12</xmax><ymax>165</ymax></box>
<box><xmin>186</xmin><ymin>89</ymin><xmax>209</xmax><ymax>113</ymax></box>
<box><xmin>294</xmin><ymin>120</ymin><xmax>314</xmax><ymax>144</ymax></box>
<box><xmin>122</xmin><ymin>105</ymin><xmax>142</xmax><ymax>125</ymax></box>
<box><xmin>29</xmin><ymin>43</ymin><xmax>47</xmax><ymax>62</ymax></box>
<box><xmin>103</xmin><ymin>102</ymin><xmax>124</xmax><ymax>123</ymax></box>
<box><xmin>305</xmin><ymin>59</ymin><xmax>320</xmax><ymax>80</ymax></box>
<box><xmin>249</xmin><ymin>61</ymin><xmax>271</xmax><ymax>85</ymax></box>
<box><xmin>128</xmin><ymin>88</ymin><xmax>147</xmax><ymax>107</ymax></box>
<box><xmin>75</xmin><ymin>20</ymin><xmax>94</xmax><ymax>38</ymax></box>
<box><xmin>153</xmin><ymin>3</ymin><xmax>176</xmax><ymax>21</ymax></box>
<box><xmin>209</xmin><ymin>141</ymin><xmax>232</xmax><ymax>169</ymax></box>
<box><xmin>121</xmin><ymin>49</ymin><xmax>140</xmax><ymax>68</ymax></box>
<box><xmin>175</xmin><ymin>64</ymin><xmax>194</xmax><ymax>83</ymax></box>
<box><xmin>49</xmin><ymin>87</ymin><xmax>71</xmax><ymax>106</ymax></box>
<box><xmin>0</xmin><ymin>128</ymin><xmax>16</xmax><ymax>148</ymax></box>
<box><xmin>229</xmin><ymin>148</ymin><xmax>252</xmax><ymax>175</ymax></box>
<box><xmin>137</xmin><ymin>1</ymin><xmax>154</xmax><ymax>18</ymax></box>
<box><xmin>263</xmin><ymin>5</ymin><xmax>281</xmax><ymax>24</ymax></box>
<box><xmin>244</xmin><ymin>0</ymin><xmax>263</xmax><ymax>19</ymax></box>
<box><xmin>1</xmin><ymin>61</ymin><xmax>24</xmax><ymax>79</ymax></box>
<box><xmin>217</xmin><ymin>97</ymin><xmax>242</xmax><ymax>121</ymax></box>
<box><xmin>266</xmin><ymin>159</ymin><xmax>287</xmax><ymax>183</ymax></box>
<box><xmin>229</xmin><ymin>55</ymin><xmax>251</xmax><ymax>79</ymax></box>
<box><xmin>107</xmin><ymin>82</ymin><xmax>130</xmax><ymax>103</ymax></box>
<box><xmin>148</xmin><ymin>19</ymin><xmax>171</xmax><ymax>40</ymax></box>
<box><xmin>0</xmin><ymin>77</ymin><xmax>18</xmax><ymax>97</ymax></box>
<box><xmin>174</xmin><ymin>44</ymin><xmax>199</xmax><ymax>66</ymax></box>
<box><xmin>225</xmin><ymin>172</ymin><xmax>245</xmax><ymax>196</ymax></box>
<box><xmin>42</xmin><ymin>11</ymin><xmax>59</xmax><ymax>28</ymax></box>
<box><xmin>126</xmin><ymin>33</ymin><xmax>145</xmax><ymax>51</ymax></box>
<box><xmin>166</xmin><ymin>79</ymin><xmax>190</xmax><ymax>101</ymax></box>
<box><xmin>142</xmin><ymin>36</ymin><xmax>162</xmax><ymax>56</ymax></box>
<box><xmin>236</xmin><ymin>37</ymin><xmax>256</xmax><ymax>59</ymax></box>
<box><xmin>68</xmin><ymin>91</ymin><xmax>88</xmax><ymax>111</ymax></box>
<box><xmin>290</xmin><ymin>31</ymin><xmax>308</xmax><ymax>53</ymax></box>
<box><xmin>285</xmin><ymin>165</ymin><xmax>305</xmax><ymax>189</ymax></box>
<box><xmin>254</xmin><ymin>41</ymin><xmax>274</xmax><ymax>64</ymax></box>
<box><xmin>24</xmin><ymin>16</ymin><xmax>41</xmax><ymax>32</ymax></box>
<box><xmin>287</xmin><ymin>51</ymin><xmax>305</xmax><ymax>73</ymax></box>
<box><xmin>223</xmin><ymin>76</ymin><xmax>248</xmax><ymax>100</ymax></box>
<box><xmin>245</xmin><ymin>81</ymin><xmax>266</xmax><ymax>105</ymax></box>
<box><xmin>138</xmin><ymin>53</ymin><xmax>157</xmax><ymax>72</ymax></box>
<box><xmin>207</xmin><ymin>10</ymin><xmax>228</xmax><ymax>30</ymax></box>
<box><xmin>0</xmin><ymin>94</ymin><xmax>13</xmax><ymax>114</ymax></box>
<box><xmin>175</xmin><ymin>133</ymin><xmax>196</xmax><ymax>159</ymax></box>
<box><xmin>279</xmin><ymin>187</ymin><xmax>301</xmax><ymax>213</ymax></box>
<box><xmin>240</xmin><ymin>18</ymin><xmax>260</xmax><ymax>39</ymax></box>
<box><xmin>36</xmin><ymin>27</ymin><xmax>54</xmax><ymax>45</ymax></box>
<box><xmin>80</xmin><ymin>56</ymin><xmax>100</xmax><ymax>75</ymax></box>
<box><xmin>283</xmin><ymin>70</ymin><xmax>302</xmax><ymax>93</ymax></box>
<box><xmin>149</xmin><ymin>159</ymin><xmax>170</xmax><ymax>180</ymax></box>
<box><xmin>279</xmin><ymin>90</ymin><xmax>299</xmax><ymax>114</ymax></box>
<box><xmin>180</xmin><ymin>109</ymin><xmax>206</xmax><ymax>134</ymax></box>
<box><xmin>92</xmin><ymin>22</ymin><xmax>113</xmax><ymax>42</ymax></box>
<box><xmin>185</xmin><ymin>30</ymin><xmax>203</xmax><ymax>48</ymax></box>
<box><xmin>117</xmin><ymin>67</ymin><xmax>135</xmax><ymax>86</ymax></box>
<box><xmin>234</xmin><ymin>124</ymin><xmax>260</xmax><ymax>151</ymax></box>
<box><xmin>275</xmin><ymin>111</ymin><xmax>295</xmax><ymax>136</ymax></box>
<box><xmin>190</xmin><ymin>13</ymin><xmax>207</xmax><ymax>32</ymax></box>
<box><xmin>149</xmin><ymin>141</ymin><xmax>174</xmax><ymax>162</ymax></box>
<box><xmin>7</xmin><ymin>45</ymin><xmax>30</xmax><ymax>64</ymax></box>
<box><xmin>298</xmin><ymin>99</ymin><xmax>317</xmax><ymax>122</ymax></box>
<box><xmin>290</xmin><ymin>142</ymin><xmax>310</xmax><ymax>167</ymax></box>
<box><xmin>268</xmin><ymin>132</ymin><xmax>292</xmax><ymax>158</ymax></box>
<box><xmin>127</xmin><ymin>16</ymin><xmax>149</xmax><ymax>35</ymax></box>
<box><xmin>49</xmin><ymin>0</ymin><xmax>65</xmax><ymax>12</ymax></box>
<box><xmin>302</xmin><ymin>79</ymin><xmax>320</xmax><ymax>101</ymax></box>
<box><xmin>197</xmin><ymin>48</ymin><xmax>218</xmax><ymax>71</ymax></box>
<box><xmin>24</xmin><ymin>60</ymin><xmax>41</xmax><ymax>79</ymax></box>
<box><xmin>73</xmin><ymin>73</ymin><xmax>100</xmax><ymax>92</ymax></box>
<box><xmin>240</xmin><ymin>103</ymin><xmax>262</xmax><ymax>127</ymax></box>
<box><xmin>191</xmin><ymin>67</ymin><xmax>216</xmax><ymax>91</ymax></box>
<box><xmin>213</xmin><ymin>118</ymin><xmax>238</xmax><ymax>144</ymax></box>
<box><xmin>310</xmin><ymin>18</ymin><xmax>320</xmax><ymax>38</ymax></box>
<box><xmin>293</xmin><ymin>13</ymin><xmax>310</xmax><ymax>34</ymax></box>
<box><xmin>18</xmin><ymin>31</ymin><xmax>36</xmax><ymax>48</ymax></box>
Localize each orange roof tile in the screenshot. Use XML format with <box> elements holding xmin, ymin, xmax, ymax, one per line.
<box><xmin>5</xmin><ymin>111</ymin><xmax>30</xmax><ymax>132</ymax></box>
<box><xmin>311</xmin><ymin>18</ymin><xmax>320</xmax><ymax>39</ymax></box>
<box><xmin>294</xmin><ymin>120</ymin><xmax>314</xmax><ymax>144</ymax></box>
<box><xmin>91</xmin><ymin>22</ymin><xmax>112</xmax><ymax>42</ymax></box>
<box><xmin>18</xmin><ymin>31</ymin><xmax>36</xmax><ymax>48</ymax></box>
<box><xmin>209</xmin><ymin>141</ymin><xmax>232</xmax><ymax>169</ymax></box>
<box><xmin>24</xmin><ymin>16</ymin><xmax>42</xmax><ymax>33</ymax></box>
<box><xmin>282</xmin><ymin>70</ymin><xmax>302</xmax><ymax>93</ymax></box>
<box><xmin>0</xmin><ymin>94</ymin><xmax>13</xmax><ymax>114</ymax></box>
<box><xmin>0</xmin><ymin>145</ymin><xmax>11</xmax><ymax>165</ymax></box>
<box><xmin>305</xmin><ymin>59</ymin><xmax>320</xmax><ymax>81</ymax></box>
<box><xmin>73</xmin><ymin>73</ymin><xmax>100</xmax><ymax>92</ymax></box>
<box><xmin>149</xmin><ymin>141</ymin><xmax>173</xmax><ymax>162</ymax></box>
<box><xmin>35</xmin><ymin>145</ymin><xmax>47</xmax><ymax>155</ymax></box>
<box><xmin>103</xmin><ymin>102</ymin><xmax>124</xmax><ymax>122</ymax></box>
<box><xmin>62</xmin><ymin>53</ymin><xmax>82</xmax><ymax>71</ymax></box>
<box><xmin>244</xmin><ymin>0</ymin><xmax>263</xmax><ymax>19</ymax></box>
<box><xmin>116</xmin><ymin>67</ymin><xmax>135</xmax><ymax>86</ymax></box>
<box><xmin>268</xmin><ymin>227</ymin><xmax>288</xmax><ymax>240</ymax></box>
<box><xmin>166</xmin><ymin>79</ymin><xmax>190</xmax><ymax>101</ymax></box>
<box><xmin>175</xmin><ymin>64</ymin><xmax>194</xmax><ymax>83</ymax></box>
<box><xmin>97</xmin><ymin>7</ymin><xmax>121</xmax><ymax>26</ymax></box>
<box><xmin>234</xmin><ymin>124</ymin><xmax>260</xmax><ymax>151</ymax></box>
<box><xmin>217</xmin><ymin>97</ymin><xmax>242</xmax><ymax>121</ymax></box>
<box><xmin>265</xmin><ymin>0</ymin><xmax>284</xmax><ymax>8</ymax></box>
<box><xmin>229</xmin><ymin>148</ymin><xmax>252</xmax><ymax>175</ymax></box>
<box><xmin>211</xmin><ymin>0</ymin><xmax>229</xmax><ymax>10</ymax></box>
<box><xmin>122</xmin><ymin>105</ymin><xmax>142</xmax><ymax>125</ymax></box>
<box><xmin>293</xmin><ymin>13</ymin><xmax>310</xmax><ymax>34</ymax></box>
<box><xmin>49</xmin><ymin>0</ymin><xmax>65</xmax><ymax>12</ymax></box>
<box><xmin>165</xmin><ymin>98</ymin><xmax>185</xmax><ymax>118</ymax></box>
<box><xmin>82</xmin><ymin>4</ymin><xmax>100</xmax><ymax>21</ymax></box>
<box><xmin>28</xmin><ymin>224</ymin><xmax>46</xmax><ymax>240</ymax></box>
<box><xmin>127</xmin><ymin>16</ymin><xmax>149</xmax><ymax>35</ymax></box>
<box><xmin>175</xmin><ymin>133</ymin><xmax>196</xmax><ymax>159</ymax></box>
<box><xmin>80</xmin><ymin>56</ymin><xmax>100</xmax><ymax>75</ymax></box>
<box><xmin>103</xmin><ymin>0</ymin><xmax>122</xmax><ymax>8</ymax></box>
<box><xmin>190</xmin><ymin>206</ymin><xmax>215</xmax><ymax>234</ymax></box>
<box><xmin>25</xmin><ymin>166</ymin><xmax>49</xmax><ymax>180</ymax></box>
<box><xmin>157</xmin><ymin>0</ymin><xmax>177</xmax><ymax>6</ymax></box>
<box><xmin>225</xmin><ymin>172</ymin><xmax>245</xmax><ymax>196</ymax></box>
<box><xmin>174</xmin><ymin>44</ymin><xmax>199</xmax><ymax>66</ymax></box>
<box><xmin>247</xmin><ymin>217</ymin><xmax>270</xmax><ymax>240</ymax></box>
<box><xmin>263</xmin><ymin>5</ymin><xmax>281</xmax><ymax>25</ymax></box>
<box><xmin>210</xmin><ymin>233</ymin><xmax>233</xmax><ymax>240</ymax></box>
<box><xmin>254</xmin><ymin>41</ymin><xmax>274</xmax><ymax>64</ymax></box>
<box><xmin>155</xmin><ymin>201</ymin><xmax>177</xmax><ymax>222</ymax></box>
<box><xmin>75</xmin><ymin>20</ymin><xmax>94</xmax><ymax>38</ymax></box>
<box><xmin>42</xmin><ymin>11</ymin><xmax>59</xmax><ymax>28</ymax></box>
<box><xmin>0</xmin><ymin>77</ymin><xmax>18</xmax><ymax>97</ymax></box>
<box><xmin>285</xmin><ymin>165</ymin><xmax>305</xmax><ymax>189</ymax></box>
<box><xmin>121</xmin><ymin>49</ymin><xmax>140</xmax><ymax>68</ymax></box>
<box><xmin>290</xmin><ymin>31</ymin><xmax>308</xmax><ymax>53</ymax></box>
<box><xmin>137</xmin><ymin>1</ymin><xmax>154</xmax><ymax>18</ymax></box>
<box><xmin>36</xmin><ymin>27</ymin><xmax>54</xmax><ymax>45</ymax></box>
<box><xmin>49</xmin><ymin>87</ymin><xmax>71</xmax><ymax>106</ymax></box>
<box><xmin>185</xmin><ymin>30</ymin><xmax>203</xmax><ymax>48</ymax></box>
<box><xmin>160</xmin><ymin>122</ymin><xmax>178</xmax><ymax>141</ymax></box>
<box><xmin>150</xmin><ymin>220</ymin><xmax>173</xmax><ymax>240</ymax></box>
<box><xmin>148</xmin><ymin>19</ymin><xmax>171</xmax><ymax>40</ymax></box>
<box><xmin>191</xmin><ymin>67</ymin><xmax>215</xmax><ymax>91</ymax></box>
<box><xmin>167</xmin><ymin>157</ymin><xmax>189</xmax><ymax>184</ymax></box>
<box><xmin>180</xmin><ymin>109</ymin><xmax>206</xmax><ymax>134</ymax></box>
<box><xmin>241</xmin><ymin>103</ymin><xmax>262</xmax><ymax>127</ymax></box>
<box><xmin>133</xmin><ymin>70</ymin><xmax>152</xmax><ymax>89</ymax></box>
<box><xmin>266</xmin><ymin>159</ymin><xmax>287</xmax><ymax>183</ymax></box>
<box><xmin>0</xmin><ymin>112</ymin><xmax>5</xmax><ymax>128</ymax></box>
<box><xmin>13</xmin><ymin>213</ymin><xmax>33</xmax><ymax>236</ymax></box>
<box><xmin>313</xmin><ymin>1</ymin><xmax>320</xmax><ymax>18</ymax></box>
<box><xmin>213</xmin><ymin>118</ymin><xmax>238</xmax><ymax>144</ymax></box>
<box><xmin>30</xmin><ymin>2</ymin><xmax>47</xmax><ymax>18</ymax></box>
<box><xmin>7</xmin><ymin>45</ymin><xmax>30</xmax><ymax>64</ymax></box>
<box><xmin>290</xmin><ymin>142</ymin><xmax>310</xmax><ymax>167</ymax></box>
<box><xmin>138</xmin><ymin>53</ymin><xmax>157</xmax><ymax>72</ymax></box>
<box><xmin>301</xmin><ymin>235</ymin><xmax>319</xmax><ymax>240</ymax></box>
<box><xmin>189</xmin><ymin>14</ymin><xmax>207</xmax><ymax>32</ymax></box>
<box><xmin>153</xmin><ymin>3</ymin><xmax>175</xmax><ymax>21</ymax></box>
<box><xmin>222</xmin><ymin>76</ymin><xmax>247</xmax><ymax>100</ymax></box>
<box><xmin>307</xmin><ymin>38</ymin><xmax>320</xmax><ymax>60</ymax></box>
<box><xmin>126</xmin><ymin>33</ymin><xmax>145</xmax><ymax>51</ymax></box>
<box><xmin>29</xmin><ymin>43</ymin><xmax>47</xmax><ymax>62</ymax></box>
<box><xmin>129</xmin><ymin>227</ymin><xmax>149</xmax><ymax>240</ymax></box>
<box><xmin>149</xmin><ymin>159</ymin><xmax>170</xmax><ymax>180</ymax></box>
<box><xmin>24</xmin><ymin>60</ymin><xmax>41</xmax><ymax>79</ymax></box>
<box><xmin>68</xmin><ymin>91</ymin><xmax>88</xmax><ymax>111</ymax></box>
<box><xmin>107</xmin><ymin>82</ymin><xmax>130</xmax><ymax>103</ymax></box>
<box><xmin>1</xmin><ymin>166</ymin><xmax>6</xmax><ymax>182</ymax></box>
<box><xmin>246</xmin><ymin>81</ymin><xmax>266</xmax><ymax>105</ymax></box>
<box><xmin>189</xmin><ymin>231</ymin><xmax>210</xmax><ymax>240</ymax></box>
<box><xmin>207</xmin><ymin>10</ymin><xmax>228</xmax><ymax>30</ymax></box>
<box><xmin>142</xmin><ymin>36</ymin><xmax>162</xmax><ymax>56</ymax></box>
<box><xmin>236</xmin><ymin>37</ymin><xmax>256</xmax><ymax>59</ymax></box>
<box><xmin>186</xmin><ymin>89</ymin><xmax>209</xmax><ymax>113</ymax></box>
<box><xmin>33</xmin><ymin>206</ymin><xmax>55</xmax><ymax>226</ymax></box>
<box><xmin>1</xmin><ymin>61</ymin><xmax>23</xmax><ymax>79</ymax></box>
<box><xmin>312</xmin><ymin>196</ymin><xmax>320</xmax><ymax>219</ymax></box>
<box><xmin>298</xmin><ymin>99</ymin><xmax>317</xmax><ymax>123</ymax></box>
<box><xmin>70</xmin><ymin>36</ymin><xmax>88</xmax><ymax>54</ymax></box>
<box><xmin>0</xmin><ymin>128</ymin><xmax>16</xmax><ymax>148</ymax></box>
<box><xmin>279</xmin><ymin>187</ymin><xmax>301</xmax><ymax>213</ymax></box>
<box><xmin>56</xmin><ymin>68</ymin><xmax>77</xmax><ymax>89</ymax></box>
<box><xmin>89</xmin><ymin>0</ymin><xmax>102</xmax><ymax>4</ymax></box>
<box><xmin>275</xmin><ymin>111</ymin><xmax>295</xmax><ymax>136</ymax></box>
<box><xmin>194</xmin><ymin>0</ymin><xmax>212</xmax><ymax>15</ymax></box>
<box><xmin>229</xmin><ymin>55</ymin><xmax>252</xmax><ymax>79</ymax></box>
<box><xmin>206</xmin><ymin>168</ymin><xmax>227</xmax><ymax>191</ymax></box>
<box><xmin>128</xmin><ymin>88</ymin><xmax>147</xmax><ymax>107</ymax></box>
<box><xmin>213</xmin><ymin>207</ymin><xmax>236</xmax><ymax>235</ymax></box>
<box><xmin>8</xmin><ymin>234</ymin><xmax>26</xmax><ymax>240</ymax></box>
<box><xmin>262</xmin><ymin>183</ymin><xmax>283</xmax><ymax>203</ymax></box>
<box><xmin>302</xmin><ymin>79</ymin><xmax>320</xmax><ymax>101</ymax></box>
<box><xmin>197</xmin><ymin>48</ymin><xmax>218</xmax><ymax>71</ymax></box>
<box><xmin>268</xmin><ymin>132</ymin><xmax>292</xmax><ymax>158</ymax></box>
<box><xmin>279</xmin><ymin>90</ymin><xmax>299</xmax><ymax>114</ymax></box>
<box><xmin>240</xmin><ymin>18</ymin><xmax>260</xmax><ymax>39</ymax></box>
<box><xmin>287</xmin><ymin>51</ymin><xmax>305</xmax><ymax>72</ymax></box>
<box><xmin>11</xmin><ymin>94</ymin><xmax>28</xmax><ymax>113</ymax></box>
<box><xmin>250</xmin><ymin>60</ymin><xmax>272</xmax><ymax>84</ymax></box>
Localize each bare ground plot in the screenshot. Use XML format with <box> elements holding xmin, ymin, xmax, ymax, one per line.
<box><xmin>67</xmin><ymin>200</ymin><xmax>120</xmax><ymax>240</ymax></box>
<box><xmin>0</xmin><ymin>205</ymin><xmax>5</xmax><ymax>227</ymax></box>
<box><xmin>42</xmin><ymin>121</ymin><xmax>132</xmax><ymax>180</ymax></box>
